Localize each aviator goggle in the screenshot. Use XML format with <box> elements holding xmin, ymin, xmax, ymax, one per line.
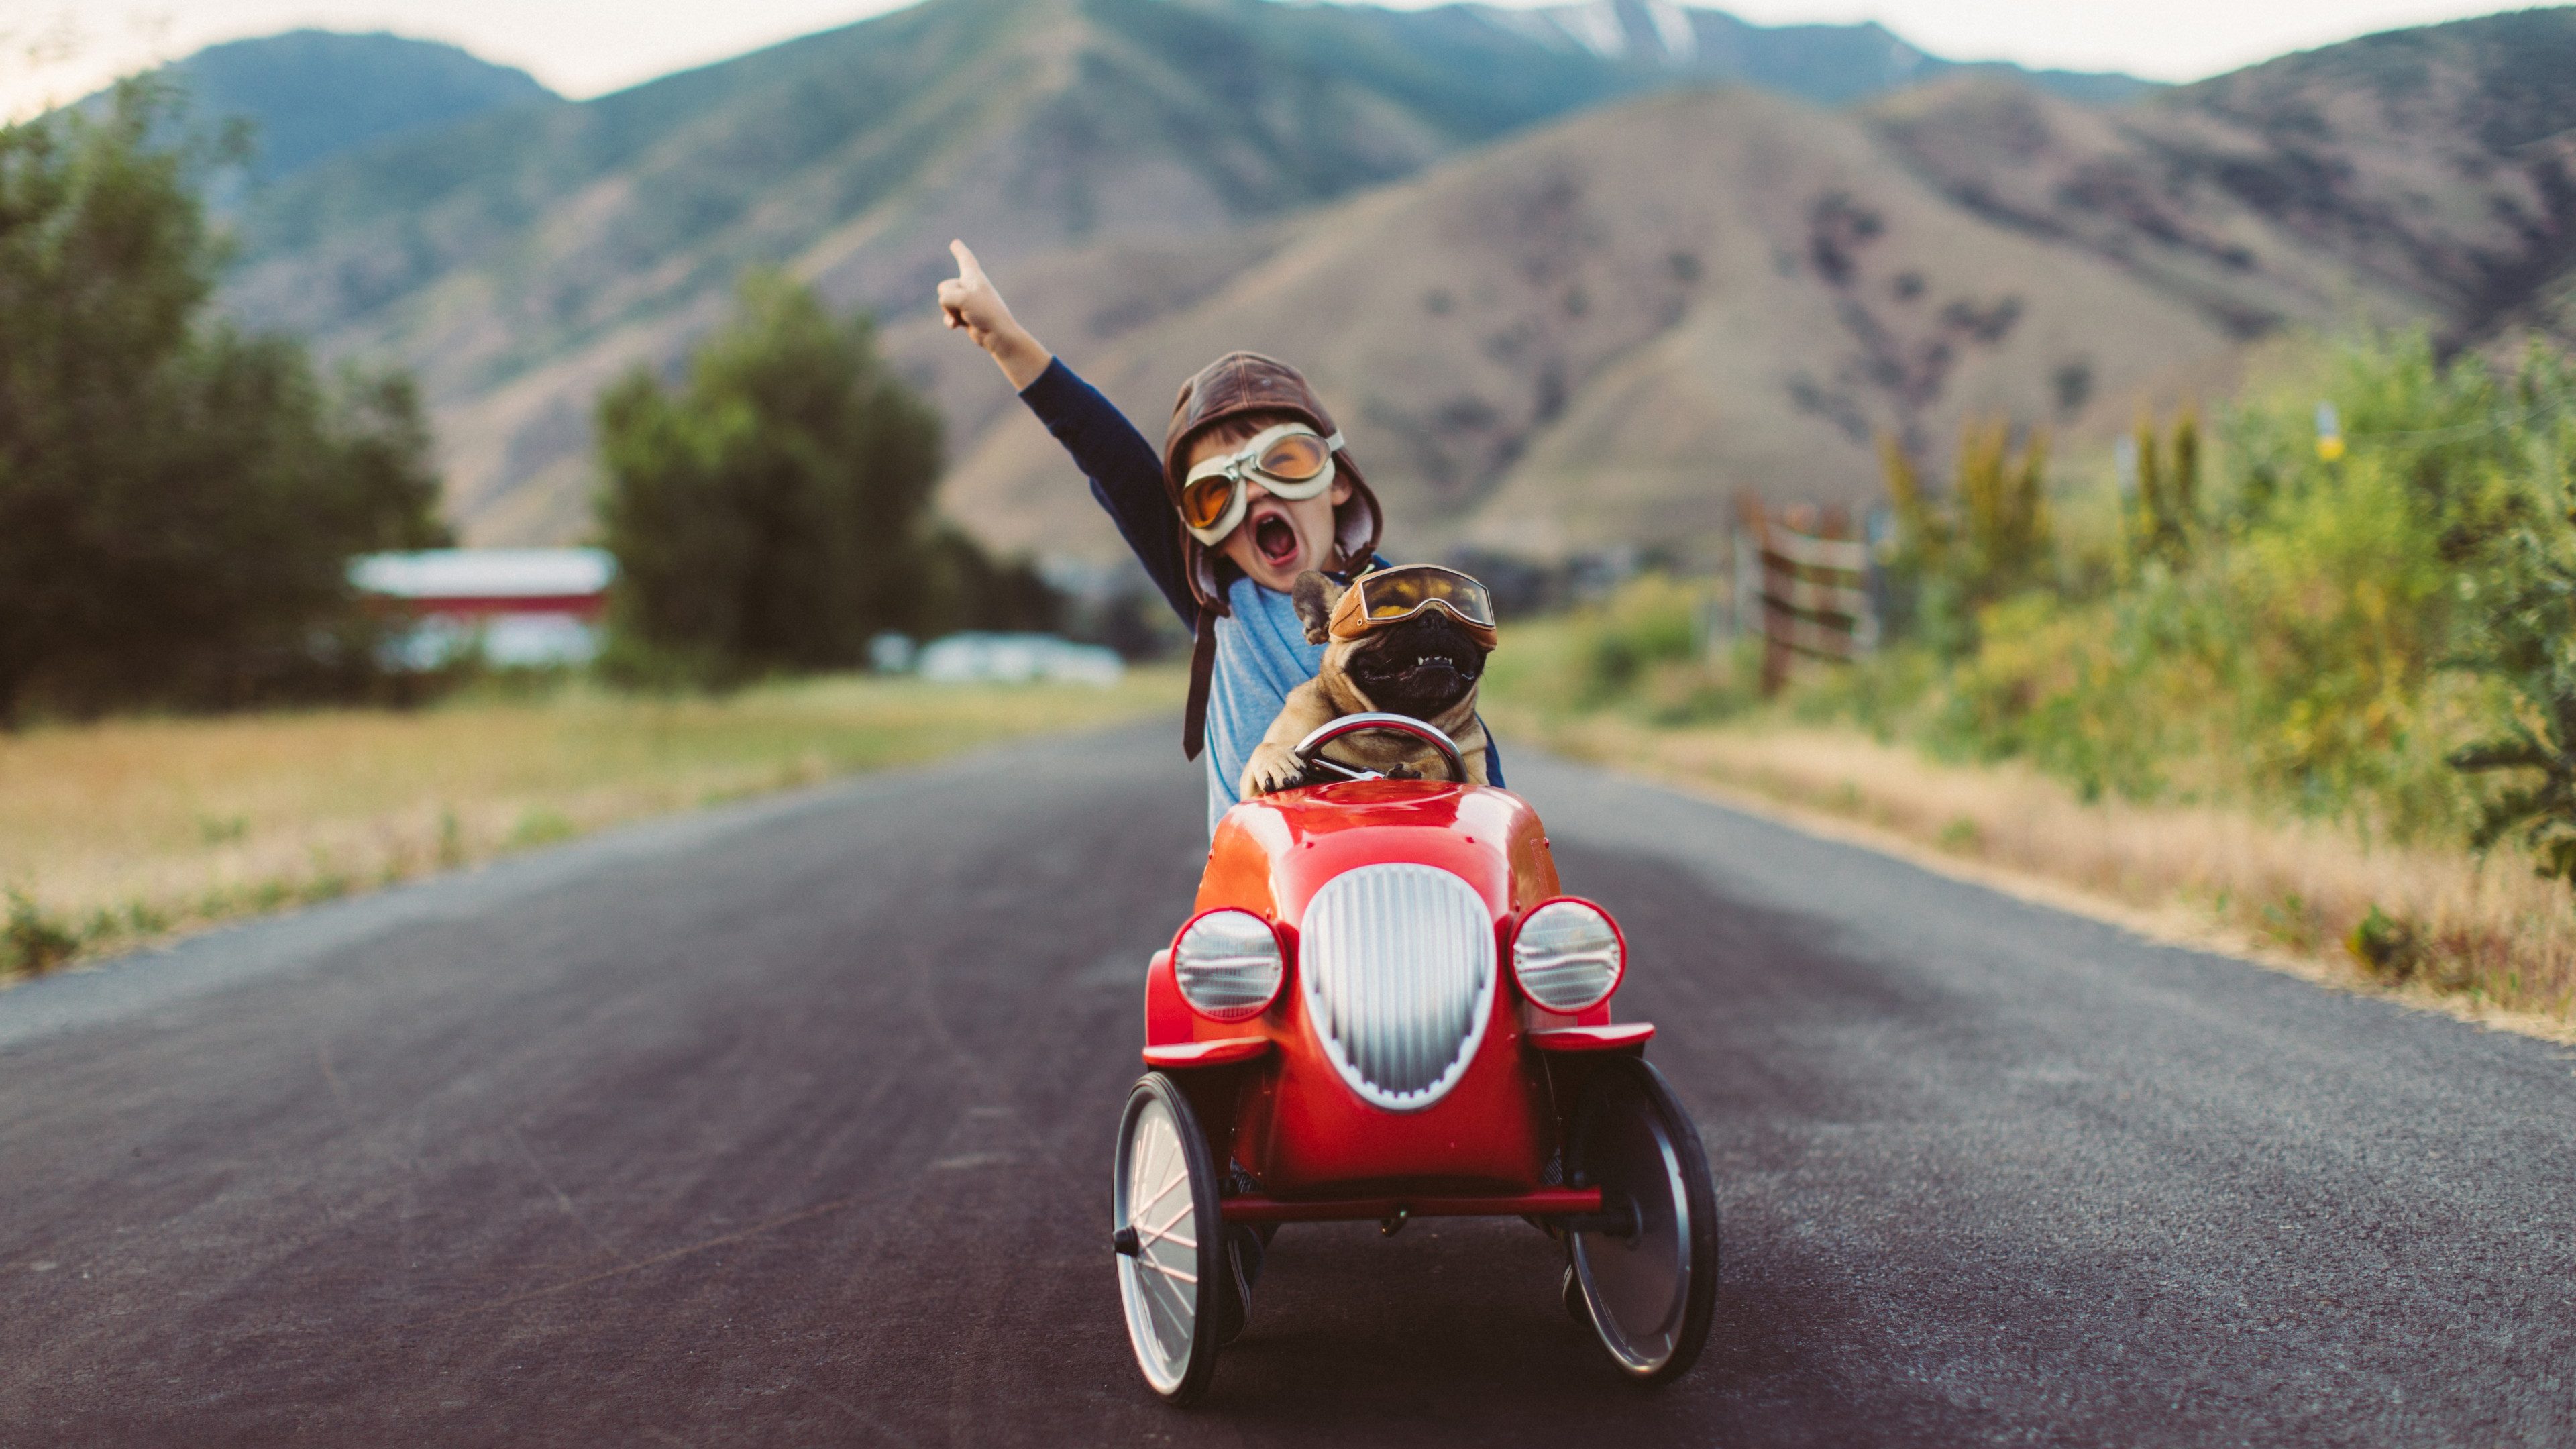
<box><xmin>1179</xmin><ymin>422</ymin><xmax>1345</xmax><ymax>545</ymax></box>
<box><xmin>1326</xmin><ymin>564</ymin><xmax>1500</xmax><ymax>650</ymax></box>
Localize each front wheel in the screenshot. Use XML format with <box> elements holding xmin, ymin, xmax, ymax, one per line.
<box><xmin>1112</xmin><ymin>1073</ymin><xmax>1225</xmax><ymax>1404</ymax></box>
<box><xmin>1565</xmin><ymin>1056</ymin><xmax>1719</xmax><ymax>1381</ymax></box>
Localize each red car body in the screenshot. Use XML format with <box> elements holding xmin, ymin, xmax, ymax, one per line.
<box><xmin>1141</xmin><ymin>777</ymin><xmax>1650</xmax><ymax>1220</ymax></box>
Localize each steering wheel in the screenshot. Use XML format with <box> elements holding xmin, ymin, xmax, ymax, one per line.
<box><xmin>1291</xmin><ymin>712</ymin><xmax>1470</xmax><ymax>786</ymax></box>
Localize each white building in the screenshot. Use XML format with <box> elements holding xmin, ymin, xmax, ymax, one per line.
<box><xmin>914</xmin><ymin>632</ymin><xmax>1124</xmax><ymax>686</ymax></box>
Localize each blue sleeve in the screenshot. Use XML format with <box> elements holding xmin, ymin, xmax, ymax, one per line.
<box><xmin>1018</xmin><ymin>358</ymin><xmax>1198</xmax><ymax>627</ymax></box>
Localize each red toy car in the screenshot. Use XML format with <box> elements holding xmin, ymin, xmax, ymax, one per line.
<box><xmin>1113</xmin><ymin>714</ymin><xmax>1719</xmax><ymax>1403</ymax></box>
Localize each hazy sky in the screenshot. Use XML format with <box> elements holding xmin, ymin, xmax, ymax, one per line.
<box><xmin>0</xmin><ymin>0</ymin><xmax>2536</xmax><ymax>118</ymax></box>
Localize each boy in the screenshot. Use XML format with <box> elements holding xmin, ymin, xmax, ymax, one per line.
<box><xmin>936</xmin><ymin>240</ymin><xmax>1499</xmax><ymax>833</ymax></box>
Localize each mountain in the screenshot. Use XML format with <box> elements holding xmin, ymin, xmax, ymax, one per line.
<box><xmin>921</xmin><ymin>10</ymin><xmax>2576</xmax><ymax>564</ymax></box>
<box><xmin>1472</xmin><ymin>0</ymin><xmax>2153</xmax><ymax>105</ymax></box>
<box><xmin>1870</xmin><ymin>9</ymin><xmax>2576</xmax><ymax>346</ymax></box>
<box><xmin>918</xmin><ymin>86</ymin><xmax>2243</xmax><ymax>562</ymax></box>
<box><xmin>223</xmin><ymin>5</ymin><xmax>2576</xmax><ymax>565</ymax></box>
<box><xmin>223</xmin><ymin>0</ymin><xmax>1654</xmax><ymax>541</ymax></box>
<box><xmin>138</xmin><ymin>30</ymin><xmax>556</xmax><ymax>185</ymax></box>
<box><xmin>211</xmin><ymin>0</ymin><xmax>2153</xmax><ymax>545</ymax></box>
<box><xmin>209</xmin><ymin>4</ymin><xmax>2576</xmax><ymax>560</ymax></box>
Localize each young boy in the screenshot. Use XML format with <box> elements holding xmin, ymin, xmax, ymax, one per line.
<box><xmin>936</xmin><ymin>240</ymin><xmax>1499</xmax><ymax>833</ymax></box>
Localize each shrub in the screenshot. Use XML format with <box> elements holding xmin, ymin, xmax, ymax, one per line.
<box><xmin>4</xmin><ymin>890</ymin><xmax>78</xmax><ymax>977</ymax></box>
<box><xmin>1576</xmin><ymin>575</ymin><xmax>1701</xmax><ymax>702</ymax></box>
<box><xmin>1811</xmin><ymin>329</ymin><xmax>2560</xmax><ymax>848</ymax></box>
<box><xmin>1913</xmin><ymin>415</ymin><xmax>2479</xmax><ymax>833</ymax></box>
<box><xmin>1880</xmin><ymin>417</ymin><xmax>2051</xmax><ymax>654</ymax></box>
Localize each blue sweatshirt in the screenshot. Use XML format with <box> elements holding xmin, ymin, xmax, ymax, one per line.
<box><xmin>1017</xmin><ymin>358</ymin><xmax>1499</xmax><ymax>831</ymax></box>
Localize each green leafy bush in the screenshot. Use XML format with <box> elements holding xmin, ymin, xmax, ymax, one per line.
<box><xmin>1922</xmin><ymin>448</ymin><xmax>2477</xmax><ymax>831</ymax></box>
<box><xmin>1831</xmin><ymin>329</ymin><xmax>2560</xmax><ymax>848</ymax></box>
<box><xmin>0</xmin><ymin>79</ymin><xmax>449</xmax><ymax>720</ymax></box>
<box><xmin>1577</xmin><ymin>576</ymin><xmax>1700</xmax><ymax>701</ymax></box>
<box><xmin>595</xmin><ymin>271</ymin><xmax>1051</xmax><ymax>686</ymax></box>
<box><xmin>1479</xmin><ymin>574</ymin><xmax>1757</xmax><ymax>727</ymax></box>
<box><xmin>1880</xmin><ymin>419</ymin><xmax>2049</xmax><ymax>655</ymax></box>
<box><xmin>4</xmin><ymin>890</ymin><xmax>78</xmax><ymax>977</ymax></box>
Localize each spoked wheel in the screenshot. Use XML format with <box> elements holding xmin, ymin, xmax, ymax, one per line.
<box><xmin>1565</xmin><ymin>1055</ymin><xmax>1719</xmax><ymax>1382</ymax></box>
<box><xmin>1112</xmin><ymin>1073</ymin><xmax>1225</xmax><ymax>1404</ymax></box>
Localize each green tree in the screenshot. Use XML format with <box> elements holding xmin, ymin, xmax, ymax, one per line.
<box><xmin>0</xmin><ymin>78</ymin><xmax>449</xmax><ymax>719</ymax></box>
<box><xmin>599</xmin><ymin>270</ymin><xmax>1032</xmax><ymax>682</ymax></box>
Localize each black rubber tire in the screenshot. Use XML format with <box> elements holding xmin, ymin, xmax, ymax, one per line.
<box><xmin>1112</xmin><ymin>1073</ymin><xmax>1226</xmax><ymax>1405</ymax></box>
<box><xmin>1564</xmin><ymin>1055</ymin><xmax>1719</xmax><ymax>1383</ymax></box>
<box><xmin>1218</xmin><ymin>1224</ymin><xmax>1263</xmax><ymax>1346</ymax></box>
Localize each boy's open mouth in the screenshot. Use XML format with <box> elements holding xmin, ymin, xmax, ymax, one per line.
<box><xmin>1252</xmin><ymin>513</ymin><xmax>1300</xmax><ymax>568</ymax></box>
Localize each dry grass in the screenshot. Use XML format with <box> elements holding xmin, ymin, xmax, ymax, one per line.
<box><xmin>1495</xmin><ymin>707</ymin><xmax>2576</xmax><ymax>1041</ymax></box>
<box><xmin>1</xmin><ymin>671</ymin><xmax>1179</xmax><ymax>979</ymax></box>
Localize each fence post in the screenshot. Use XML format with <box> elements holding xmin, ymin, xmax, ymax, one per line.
<box><xmin>1743</xmin><ymin>496</ymin><xmax>1878</xmax><ymax>694</ymax></box>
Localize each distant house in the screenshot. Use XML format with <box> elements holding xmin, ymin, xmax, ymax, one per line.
<box><xmin>350</xmin><ymin>549</ymin><xmax>616</xmax><ymax>669</ymax></box>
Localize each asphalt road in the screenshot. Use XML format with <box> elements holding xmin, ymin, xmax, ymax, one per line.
<box><xmin>5</xmin><ymin>719</ymin><xmax>2574</xmax><ymax>1446</ymax></box>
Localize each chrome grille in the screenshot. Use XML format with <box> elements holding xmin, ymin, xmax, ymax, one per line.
<box><xmin>1300</xmin><ymin>863</ymin><xmax>1495</xmax><ymax>1111</ymax></box>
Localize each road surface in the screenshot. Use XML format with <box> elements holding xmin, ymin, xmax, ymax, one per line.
<box><xmin>5</xmin><ymin>720</ymin><xmax>2573</xmax><ymax>1445</ymax></box>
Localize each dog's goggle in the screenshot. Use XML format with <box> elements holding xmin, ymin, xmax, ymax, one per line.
<box><xmin>1179</xmin><ymin>423</ymin><xmax>1343</xmax><ymax>545</ymax></box>
<box><xmin>1328</xmin><ymin>564</ymin><xmax>1499</xmax><ymax>649</ymax></box>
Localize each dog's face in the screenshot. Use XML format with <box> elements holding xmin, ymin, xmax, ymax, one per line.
<box><xmin>1292</xmin><ymin>572</ymin><xmax>1490</xmax><ymax>721</ymax></box>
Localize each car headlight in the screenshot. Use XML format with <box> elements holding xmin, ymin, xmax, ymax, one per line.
<box><xmin>1173</xmin><ymin>909</ymin><xmax>1286</xmax><ymax>1022</ymax></box>
<box><xmin>1511</xmin><ymin>898</ymin><xmax>1624</xmax><ymax>1012</ymax></box>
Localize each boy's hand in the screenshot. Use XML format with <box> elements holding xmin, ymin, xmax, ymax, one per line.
<box><xmin>938</xmin><ymin>240</ymin><xmax>1051</xmax><ymax>390</ymax></box>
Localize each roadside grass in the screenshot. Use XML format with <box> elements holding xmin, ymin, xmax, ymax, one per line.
<box><xmin>1485</xmin><ymin>612</ymin><xmax>2576</xmax><ymax>1038</ymax></box>
<box><xmin>0</xmin><ymin>670</ymin><xmax>1178</xmax><ymax>981</ymax></box>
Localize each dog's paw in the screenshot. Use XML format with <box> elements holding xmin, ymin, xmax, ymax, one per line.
<box><xmin>1240</xmin><ymin>744</ymin><xmax>1305</xmax><ymax>797</ymax></box>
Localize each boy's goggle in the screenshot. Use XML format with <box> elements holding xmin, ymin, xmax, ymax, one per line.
<box><xmin>1328</xmin><ymin>564</ymin><xmax>1499</xmax><ymax>649</ymax></box>
<box><xmin>1179</xmin><ymin>423</ymin><xmax>1343</xmax><ymax>545</ymax></box>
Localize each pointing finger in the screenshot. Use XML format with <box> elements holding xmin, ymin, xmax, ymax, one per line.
<box><xmin>949</xmin><ymin>239</ymin><xmax>985</xmax><ymax>283</ymax></box>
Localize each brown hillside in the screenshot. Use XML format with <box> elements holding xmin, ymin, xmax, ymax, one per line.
<box><xmin>217</xmin><ymin>0</ymin><xmax>1644</xmax><ymax>545</ymax></box>
<box><xmin>930</xmin><ymin>87</ymin><xmax>2266</xmax><ymax>562</ymax></box>
<box><xmin>943</xmin><ymin>11</ymin><xmax>2576</xmax><ymax>564</ymax></box>
<box><xmin>223</xmin><ymin>4</ymin><xmax>2576</xmax><ymax>557</ymax></box>
<box><xmin>1870</xmin><ymin>11</ymin><xmax>2576</xmax><ymax>348</ymax></box>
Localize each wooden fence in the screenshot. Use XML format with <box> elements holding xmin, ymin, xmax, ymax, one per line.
<box><xmin>1732</xmin><ymin>498</ymin><xmax>1879</xmax><ymax>694</ymax></box>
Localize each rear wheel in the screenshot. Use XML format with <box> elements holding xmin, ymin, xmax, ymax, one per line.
<box><xmin>1565</xmin><ymin>1056</ymin><xmax>1718</xmax><ymax>1382</ymax></box>
<box><xmin>1112</xmin><ymin>1073</ymin><xmax>1225</xmax><ymax>1404</ymax></box>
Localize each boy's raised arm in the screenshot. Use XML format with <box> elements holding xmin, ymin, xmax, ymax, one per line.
<box><xmin>938</xmin><ymin>240</ymin><xmax>1053</xmax><ymax>390</ymax></box>
<box><xmin>937</xmin><ymin>240</ymin><xmax>1196</xmax><ymax>625</ymax></box>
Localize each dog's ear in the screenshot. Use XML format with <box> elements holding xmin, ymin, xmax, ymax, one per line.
<box><xmin>1292</xmin><ymin>572</ymin><xmax>1345</xmax><ymax>645</ymax></box>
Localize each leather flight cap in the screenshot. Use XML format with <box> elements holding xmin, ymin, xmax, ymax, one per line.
<box><xmin>1163</xmin><ymin>351</ymin><xmax>1381</xmax><ymax>608</ymax></box>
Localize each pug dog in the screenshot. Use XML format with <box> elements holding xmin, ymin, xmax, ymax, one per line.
<box><xmin>1239</xmin><ymin>570</ymin><xmax>1493</xmax><ymax>796</ymax></box>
